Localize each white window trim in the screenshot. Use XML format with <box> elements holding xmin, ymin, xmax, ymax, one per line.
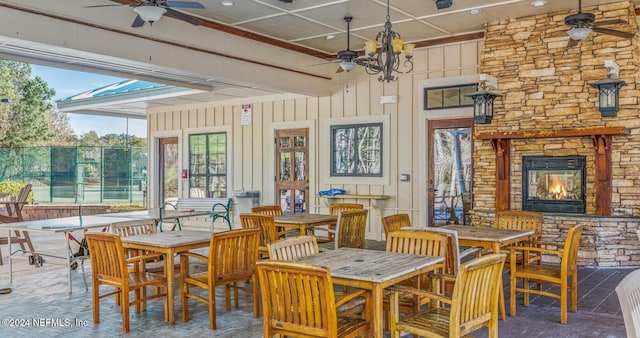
<box><xmin>320</xmin><ymin>115</ymin><xmax>390</xmax><ymax>185</ymax></box>
<box><xmin>183</xmin><ymin>126</ymin><xmax>233</xmax><ymax>199</ymax></box>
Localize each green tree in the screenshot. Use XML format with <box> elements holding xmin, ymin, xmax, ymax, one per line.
<box><xmin>79</xmin><ymin>131</ymin><xmax>101</xmax><ymax>146</ymax></box>
<box><xmin>0</xmin><ymin>61</ymin><xmax>56</xmax><ymax>147</ymax></box>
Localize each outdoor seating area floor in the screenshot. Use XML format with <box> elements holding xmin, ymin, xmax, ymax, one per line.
<box><xmin>0</xmin><ymin>232</ymin><xmax>632</xmax><ymax>337</ymax></box>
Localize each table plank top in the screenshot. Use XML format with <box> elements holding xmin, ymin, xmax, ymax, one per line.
<box><xmin>297</xmin><ymin>247</ymin><xmax>443</xmax><ymax>283</ymax></box>
<box><xmin>441</xmin><ymin>224</ymin><xmax>533</xmax><ymax>243</ymax></box>
<box><xmin>274</xmin><ymin>214</ymin><xmax>337</xmax><ymax>224</ymax></box>
<box><xmin>0</xmin><ymin>215</ymin><xmax>139</xmax><ymax>232</ymax></box>
<box><xmin>120</xmin><ymin>230</ymin><xmax>212</xmax><ymax>248</ymax></box>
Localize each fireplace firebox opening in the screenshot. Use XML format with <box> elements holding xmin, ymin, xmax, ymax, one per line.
<box><xmin>522</xmin><ymin>155</ymin><xmax>586</xmax><ymax>214</ymax></box>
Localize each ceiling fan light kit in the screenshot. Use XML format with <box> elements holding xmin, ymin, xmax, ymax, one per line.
<box><xmin>134</xmin><ymin>5</ymin><xmax>167</xmax><ymax>24</ymax></box>
<box><xmin>363</xmin><ymin>0</ymin><xmax>415</xmax><ymax>83</ymax></box>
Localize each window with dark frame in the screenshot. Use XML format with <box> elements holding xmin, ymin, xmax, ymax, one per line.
<box><xmin>424</xmin><ymin>84</ymin><xmax>477</xmax><ymax>110</ymax></box>
<box><xmin>188</xmin><ymin>132</ymin><xmax>227</xmax><ymax>198</ymax></box>
<box><xmin>331</xmin><ymin>123</ymin><xmax>383</xmax><ymax>177</ymax></box>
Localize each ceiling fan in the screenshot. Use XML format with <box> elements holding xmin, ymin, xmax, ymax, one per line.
<box><xmin>563</xmin><ymin>0</ymin><xmax>634</xmax><ymax>47</ymax></box>
<box><xmin>86</xmin><ymin>0</ymin><xmax>205</xmax><ymax>27</ymax></box>
<box><xmin>326</xmin><ymin>16</ymin><xmax>380</xmax><ymax>74</ymax></box>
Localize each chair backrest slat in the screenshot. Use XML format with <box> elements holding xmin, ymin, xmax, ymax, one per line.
<box><xmin>495</xmin><ymin>210</ymin><xmax>543</xmax><ymax>239</ymax></box>
<box><xmin>450</xmin><ymin>254</ymin><xmax>506</xmax><ymax>337</ymax></box>
<box><xmin>267</xmin><ymin>235</ymin><xmax>319</xmax><ymax>261</ymax></box>
<box><xmin>334</xmin><ymin>209</ymin><xmax>368</xmax><ymax>250</ymax></box>
<box><xmin>328</xmin><ymin>203</ymin><xmax>363</xmax><ymax>216</ymax></box>
<box><xmin>240</xmin><ymin>213</ymin><xmax>278</xmax><ymax>249</ymax></box>
<box><xmin>615</xmin><ymin>268</ymin><xmax>640</xmax><ymax>338</ymax></box>
<box><xmin>382</xmin><ymin>214</ymin><xmax>412</xmax><ymax>239</ymax></box>
<box><xmin>251</xmin><ymin>205</ymin><xmax>283</xmax><ymax>217</ymax></box>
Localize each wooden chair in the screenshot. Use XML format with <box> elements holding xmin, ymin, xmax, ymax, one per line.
<box><xmin>381</xmin><ymin>213</ymin><xmax>411</xmax><ymax>239</ymax></box>
<box><xmin>320</xmin><ymin>209</ymin><xmax>368</xmax><ymax>250</ymax></box>
<box><xmin>382</xmin><ymin>229</ymin><xmax>449</xmax><ymax>328</ymax></box>
<box><xmin>267</xmin><ymin>235</ymin><xmax>319</xmax><ymax>261</ymax></box>
<box><xmin>320</xmin><ymin>203</ymin><xmax>364</xmax><ymax>242</ymax></box>
<box><xmin>615</xmin><ymin>268</ymin><xmax>640</xmax><ymax>338</ymax></box>
<box><xmin>240</xmin><ymin>213</ymin><xmax>294</xmax><ymax>257</ymax></box>
<box><xmin>251</xmin><ymin>205</ymin><xmax>287</xmax><ymax>236</ymax></box>
<box><xmin>494</xmin><ymin>210</ymin><xmax>544</xmax><ymax>265</ymax></box>
<box><xmin>267</xmin><ymin>235</ymin><xmax>366</xmax><ymax>317</ymax></box>
<box><xmin>251</xmin><ymin>205</ymin><xmax>283</xmax><ymax>216</ymax></box>
<box><xmin>388</xmin><ymin>253</ymin><xmax>506</xmax><ymax>338</ymax></box>
<box><xmin>509</xmin><ymin>224</ymin><xmax>583</xmax><ymax>324</ymax></box>
<box><xmin>0</xmin><ymin>183</ymin><xmax>34</xmax><ymax>265</ymax></box>
<box><xmin>179</xmin><ymin>228</ymin><xmax>261</xmax><ymax>330</ymax></box>
<box><xmin>85</xmin><ymin>232</ymin><xmax>168</xmax><ymax>333</ymax></box>
<box><xmin>256</xmin><ymin>260</ymin><xmax>371</xmax><ymax>338</ymax></box>
<box><xmin>110</xmin><ymin>219</ymin><xmax>162</xmax><ymax>304</ymax></box>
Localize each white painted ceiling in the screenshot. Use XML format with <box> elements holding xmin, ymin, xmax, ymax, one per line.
<box><xmin>1</xmin><ymin>0</ymin><xmax>638</xmax><ymax>116</ymax></box>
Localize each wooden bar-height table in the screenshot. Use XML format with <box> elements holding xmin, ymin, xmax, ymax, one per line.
<box><xmin>441</xmin><ymin>224</ymin><xmax>534</xmax><ymax>320</ymax></box>
<box><xmin>274</xmin><ymin>213</ymin><xmax>337</xmax><ymax>235</ymax></box>
<box><xmin>120</xmin><ymin>230</ymin><xmax>212</xmax><ymax>324</ymax></box>
<box><xmin>297</xmin><ymin>247</ymin><xmax>443</xmax><ymax>338</ymax></box>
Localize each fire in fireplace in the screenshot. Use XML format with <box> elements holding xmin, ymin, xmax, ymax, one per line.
<box><xmin>522</xmin><ymin>155</ymin><xmax>586</xmax><ymax>213</ymax></box>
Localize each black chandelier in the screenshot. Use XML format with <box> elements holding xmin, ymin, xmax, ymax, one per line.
<box><xmin>363</xmin><ymin>0</ymin><xmax>415</xmax><ymax>83</ymax></box>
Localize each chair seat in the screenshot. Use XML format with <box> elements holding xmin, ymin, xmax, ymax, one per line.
<box><xmin>336</xmin><ymin>316</ymin><xmax>369</xmax><ymax>337</ymax></box>
<box><xmin>396</xmin><ymin>308</ymin><xmax>453</xmax><ymax>337</ymax></box>
<box><xmin>515</xmin><ymin>264</ymin><xmax>563</xmax><ymax>282</ymax></box>
<box><xmin>128</xmin><ymin>272</ymin><xmax>168</xmax><ymax>288</ymax></box>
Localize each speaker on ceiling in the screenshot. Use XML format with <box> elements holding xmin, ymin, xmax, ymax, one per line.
<box><xmin>435</xmin><ymin>0</ymin><xmax>453</xmax><ymax>10</ymax></box>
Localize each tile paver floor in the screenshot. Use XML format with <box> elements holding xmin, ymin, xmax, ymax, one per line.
<box><xmin>0</xmin><ymin>231</ymin><xmax>634</xmax><ymax>337</ymax></box>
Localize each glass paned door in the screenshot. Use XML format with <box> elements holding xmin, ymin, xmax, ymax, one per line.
<box><xmin>275</xmin><ymin>129</ymin><xmax>309</xmax><ymax>214</ymax></box>
<box><xmin>159</xmin><ymin>137</ymin><xmax>178</xmax><ymax>206</ymax></box>
<box><xmin>427</xmin><ymin>119</ymin><xmax>473</xmax><ymax>226</ymax></box>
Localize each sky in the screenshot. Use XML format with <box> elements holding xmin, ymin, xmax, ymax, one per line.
<box><xmin>30</xmin><ymin>65</ymin><xmax>147</xmax><ymax>137</ymax></box>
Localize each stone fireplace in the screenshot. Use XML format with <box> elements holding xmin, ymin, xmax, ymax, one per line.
<box><xmin>469</xmin><ymin>1</ymin><xmax>640</xmax><ymax>266</ymax></box>
<box><xmin>522</xmin><ymin>155</ymin><xmax>586</xmax><ymax>214</ymax></box>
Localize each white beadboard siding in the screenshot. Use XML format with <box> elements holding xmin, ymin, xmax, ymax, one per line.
<box><xmin>147</xmin><ymin>40</ymin><xmax>481</xmax><ymax>240</ymax></box>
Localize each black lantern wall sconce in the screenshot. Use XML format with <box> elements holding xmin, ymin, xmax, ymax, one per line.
<box><xmin>590</xmin><ymin>60</ymin><xmax>626</xmax><ymax>117</ymax></box>
<box><xmin>466</xmin><ymin>74</ymin><xmax>500</xmax><ymax>124</ymax></box>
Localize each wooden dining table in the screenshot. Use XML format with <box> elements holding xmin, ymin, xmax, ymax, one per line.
<box><xmin>441</xmin><ymin>224</ymin><xmax>534</xmax><ymax>320</ymax></box>
<box><xmin>274</xmin><ymin>213</ymin><xmax>337</xmax><ymax>235</ymax></box>
<box><xmin>297</xmin><ymin>247</ymin><xmax>443</xmax><ymax>338</ymax></box>
<box><xmin>120</xmin><ymin>230</ymin><xmax>212</xmax><ymax>324</ymax></box>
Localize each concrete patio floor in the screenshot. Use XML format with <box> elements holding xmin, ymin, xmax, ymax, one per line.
<box><xmin>0</xmin><ymin>231</ymin><xmax>633</xmax><ymax>337</ymax></box>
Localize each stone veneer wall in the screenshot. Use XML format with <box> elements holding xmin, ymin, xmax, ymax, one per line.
<box><xmin>472</xmin><ymin>1</ymin><xmax>640</xmax><ymax>266</ymax></box>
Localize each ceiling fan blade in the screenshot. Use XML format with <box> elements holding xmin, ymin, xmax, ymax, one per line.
<box><xmin>336</xmin><ymin>66</ymin><xmax>344</xmax><ymax>73</ymax></box>
<box><xmin>594</xmin><ymin>19</ymin><xmax>627</xmax><ymax>27</ymax></box>
<box><xmin>593</xmin><ymin>27</ymin><xmax>635</xmax><ymax>39</ymax></box>
<box><xmin>131</xmin><ymin>15</ymin><xmax>146</xmax><ymax>27</ymax></box>
<box><xmin>165</xmin><ymin>1</ymin><xmax>205</xmax><ymax>8</ymax></box>
<box><xmin>165</xmin><ymin>8</ymin><xmax>203</xmax><ymax>25</ymax></box>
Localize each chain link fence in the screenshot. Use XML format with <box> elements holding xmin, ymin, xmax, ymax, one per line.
<box><xmin>0</xmin><ymin>146</ymin><xmax>147</xmax><ymax>205</ymax></box>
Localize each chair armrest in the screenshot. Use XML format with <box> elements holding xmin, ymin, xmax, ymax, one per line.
<box><xmin>179</xmin><ymin>251</ymin><xmax>208</xmax><ymax>262</ymax></box>
<box><xmin>505</xmin><ymin>245</ymin><xmax>563</xmax><ymax>257</ymax></box>
<box><xmin>429</xmin><ymin>271</ymin><xmax>456</xmax><ymax>283</ymax></box>
<box><xmin>126</xmin><ymin>253</ymin><xmax>164</xmax><ymax>264</ymax></box>
<box><xmin>211</xmin><ymin>201</ymin><xmax>230</xmax><ymax>213</ymax></box>
<box><xmin>161</xmin><ymin>201</ymin><xmax>176</xmax><ymax>210</ymax></box>
<box><xmin>387</xmin><ymin>284</ymin><xmax>452</xmax><ymax>305</ymax></box>
<box><xmin>335</xmin><ymin>288</ymin><xmax>369</xmax><ymax>308</ymax></box>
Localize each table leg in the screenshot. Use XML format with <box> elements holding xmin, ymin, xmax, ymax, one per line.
<box><xmin>372</xmin><ymin>284</ymin><xmax>383</xmax><ymax>338</ymax></box>
<box><xmin>492</xmin><ymin>242</ymin><xmax>506</xmax><ymax>320</ymax></box>
<box><xmin>65</xmin><ymin>231</ymin><xmax>74</xmax><ymax>294</ymax></box>
<box><xmin>298</xmin><ymin>224</ymin><xmax>306</xmax><ymax>236</ymax></box>
<box><xmin>8</xmin><ymin>230</ymin><xmax>13</xmax><ymax>284</ymax></box>
<box><xmin>165</xmin><ymin>249</ymin><xmax>175</xmax><ymax>324</ymax></box>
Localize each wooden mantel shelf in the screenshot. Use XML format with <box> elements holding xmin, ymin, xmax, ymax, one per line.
<box><xmin>475</xmin><ymin>126</ymin><xmax>628</xmax><ymax>140</ymax></box>
<box><xmin>321</xmin><ymin>194</ymin><xmax>390</xmax><ymax>209</ymax></box>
